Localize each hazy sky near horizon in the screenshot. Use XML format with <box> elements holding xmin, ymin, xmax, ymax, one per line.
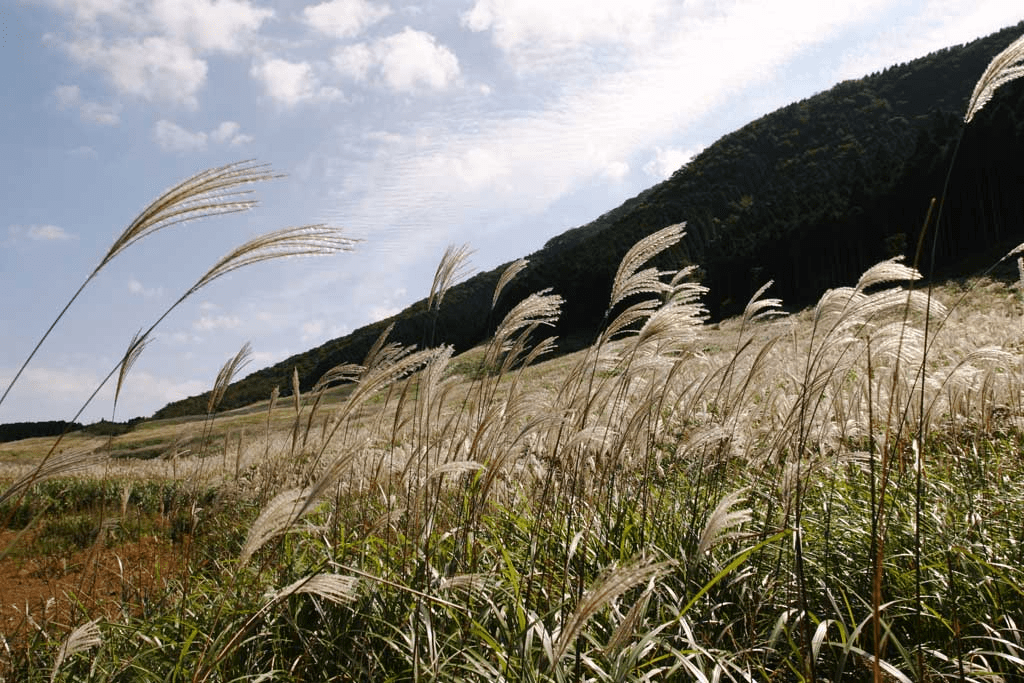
<box><xmin>1</xmin><ymin>0</ymin><xmax>1020</xmax><ymax>424</ymax></box>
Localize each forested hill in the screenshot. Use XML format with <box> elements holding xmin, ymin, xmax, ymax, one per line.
<box><xmin>154</xmin><ymin>22</ymin><xmax>1024</xmax><ymax>420</ymax></box>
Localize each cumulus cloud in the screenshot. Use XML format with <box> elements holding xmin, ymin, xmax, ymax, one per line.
<box><xmin>53</xmin><ymin>84</ymin><xmax>121</xmax><ymax>125</ymax></box>
<box><xmin>303</xmin><ymin>0</ymin><xmax>391</xmax><ymax>39</ymax></box>
<box><xmin>150</xmin><ymin>0</ymin><xmax>273</xmax><ymax>54</ymax></box>
<box><xmin>210</xmin><ymin>120</ymin><xmax>254</xmax><ymax>145</ymax></box>
<box><xmin>251</xmin><ymin>58</ymin><xmax>342</xmax><ymax>106</ymax></box>
<box><xmin>332</xmin><ymin>43</ymin><xmax>374</xmax><ymax>81</ymax></box>
<box><xmin>154</xmin><ymin>119</ymin><xmax>253</xmax><ymax>152</ymax></box>
<box><xmin>331</xmin><ymin>28</ymin><xmax>460</xmax><ymax>92</ymax></box>
<box><xmin>643</xmin><ymin>146</ymin><xmax>696</xmax><ymax>180</ymax></box>
<box><xmin>65</xmin><ymin>35</ymin><xmax>208</xmax><ymax>108</ymax></box>
<box><xmin>128</xmin><ymin>277</ymin><xmax>163</xmax><ymax>297</ymax></box>
<box><xmin>154</xmin><ymin>119</ymin><xmax>208</xmax><ymax>151</ymax></box>
<box><xmin>45</xmin><ymin>0</ymin><xmax>274</xmax><ymax>110</ymax></box>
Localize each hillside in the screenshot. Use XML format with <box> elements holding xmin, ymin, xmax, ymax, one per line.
<box><xmin>154</xmin><ymin>22</ymin><xmax>1024</xmax><ymax>420</ymax></box>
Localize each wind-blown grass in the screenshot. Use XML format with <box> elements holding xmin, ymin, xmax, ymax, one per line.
<box><xmin>4</xmin><ymin>33</ymin><xmax>1024</xmax><ymax>682</ymax></box>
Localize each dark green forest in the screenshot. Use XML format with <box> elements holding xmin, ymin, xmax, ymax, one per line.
<box><xmin>136</xmin><ymin>22</ymin><xmax>1024</xmax><ymax>419</ymax></box>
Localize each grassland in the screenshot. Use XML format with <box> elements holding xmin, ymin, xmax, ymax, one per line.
<box><xmin>3</xmin><ymin>34</ymin><xmax>1024</xmax><ymax>683</ymax></box>
<box><xmin>2</xmin><ymin>260</ymin><xmax>1023</xmax><ymax>681</ymax></box>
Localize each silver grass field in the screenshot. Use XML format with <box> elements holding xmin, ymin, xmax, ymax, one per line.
<box><xmin>2</xmin><ymin>34</ymin><xmax>1024</xmax><ymax>683</ymax></box>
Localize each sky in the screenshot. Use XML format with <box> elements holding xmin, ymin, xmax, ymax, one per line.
<box><xmin>0</xmin><ymin>0</ymin><xmax>1021</xmax><ymax>424</ymax></box>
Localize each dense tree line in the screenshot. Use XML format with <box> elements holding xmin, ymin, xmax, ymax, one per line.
<box><xmin>154</xmin><ymin>22</ymin><xmax>1024</xmax><ymax>420</ymax></box>
<box><xmin>0</xmin><ymin>421</ymin><xmax>84</xmax><ymax>443</ymax></box>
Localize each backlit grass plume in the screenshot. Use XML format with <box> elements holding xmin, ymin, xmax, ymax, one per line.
<box><xmin>965</xmin><ymin>32</ymin><xmax>1024</xmax><ymax>123</ymax></box>
<box><xmin>0</xmin><ymin>160</ymin><xmax>279</xmax><ymax>410</ymax></box>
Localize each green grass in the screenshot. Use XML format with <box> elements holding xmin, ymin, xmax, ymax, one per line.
<box><xmin>4</xmin><ymin>34</ymin><xmax>1024</xmax><ymax>681</ymax></box>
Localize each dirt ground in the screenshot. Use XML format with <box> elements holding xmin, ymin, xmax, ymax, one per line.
<box><xmin>0</xmin><ymin>530</ymin><xmax>184</xmax><ymax>648</ymax></box>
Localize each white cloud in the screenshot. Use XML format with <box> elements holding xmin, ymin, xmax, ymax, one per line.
<box><xmin>154</xmin><ymin>119</ymin><xmax>208</xmax><ymax>152</ymax></box>
<box><xmin>54</xmin><ymin>84</ymin><xmax>81</xmax><ymax>108</ymax></box>
<box><xmin>462</xmin><ymin>0</ymin><xmax>670</xmax><ymax>70</ymax></box>
<box><xmin>210</xmin><ymin>120</ymin><xmax>253</xmax><ymax>145</ymax></box>
<box><xmin>324</xmin><ymin>0</ymin><xmax>901</xmax><ymax>247</ymax></box>
<box><xmin>251</xmin><ymin>58</ymin><xmax>342</xmax><ymax>106</ymax></box>
<box><xmin>44</xmin><ymin>0</ymin><xmax>132</xmax><ymax>24</ymax></box>
<box><xmin>303</xmin><ymin>0</ymin><xmax>391</xmax><ymax>39</ymax></box>
<box><xmin>210</xmin><ymin>120</ymin><xmax>240</xmax><ymax>143</ymax></box>
<box><xmin>194</xmin><ymin>314</ymin><xmax>242</xmax><ymax>331</ymax></box>
<box><xmin>150</xmin><ymin>0</ymin><xmax>273</xmax><ymax>54</ymax></box>
<box><xmin>602</xmin><ymin>160</ymin><xmax>630</xmax><ymax>181</ymax></box>
<box><xmin>376</xmin><ymin>28</ymin><xmax>460</xmax><ymax>92</ymax></box>
<box><xmin>332</xmin><ymin>28</ymin><xmax>460</xmax><ymax>92</ymax></box>
<box><xmin>53</xmin><ymin>84</ymin><xmax>120</xmax><ymax>125</ymax></box>
<box><xmin>128</xmin><ymin>277</ymin><xmax>163</xmax><ymax>297</ymax></box>
<box><xmin>155</xmin><ymin>119</ymin><xmax>253</xmax><ymax>151</ymax></box>
<box><xmin>66</xmin><ymin>35</ymin><xmax>208</xmax><ymax>108</ymax></box>
<box><xmin>26</xmin><ymin>224</ymin><xmax>75</xmax><ymax>241</ymax></box>
<box><xmin>80</xmin><ymin>100</ymin><xmax>121</xmax><ymax>125</ymax></box>
<box><xmin>833</xmin><ymin>1</ymin><xmax>1024</xmax><ymax>81</ymax></box>
<box><xmin>300</xmin><ymin>319</ymin><xmax>325</xmax><ymax>341</ymax></box>
<box><xmin>643</xmin><ymin>146</ymin><xmax>696</xmax><ymax>180</ymax></box>
<box><xmin>332</xmin><ymin>43</ymin><xmax>374</xmax><ymax>81</ymax></box>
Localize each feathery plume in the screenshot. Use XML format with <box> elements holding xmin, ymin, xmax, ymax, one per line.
<box><xmin>493</xmin><ymin>258</ymin><xmax>529</xmax><ymax>309</ymax></box>
<box><xmin>239</xmin><ymin>487</ymin><xmax>317</xmax><ymax>565</ymax></box>
<box><xmin>271</xmin><ymin>573</ymin><xmax>359</xmax><ymax>605</ymax></box>
<box><xmin>551</xmin><ymin>557</ymin><xmax>673</xmax><ymax>667</ymax></box>
<box><xmin>51</xmin><ymin>619</ymin><xmax>102</xmax><ymax>682</ymax></box>
<box><xmin>609</xmin><ymin>223</ymin><xmax>685</xmax><ymax>310</ymax></box>
<box><xmin>208</xmin><ymin>342</ymin><xmax>253</xmax><ymax>414</ymax></box>
<box><xmin>742</xmin><ymin>280</ymin><xmax>786</xmax><ymax>327</ymax></box>
<box><xmin>428</xmin><ymin>243</ymin><xmax>475</xmax><ymax>311</ymax></box>
<box><xmin>114</xmin><ymin>331</ymin><xmax>150</xmax><ymax>414</ymax></box>
<box><xmin>694</xmin><ymin>488</ymin><xmax>752</xmax><ymax>561</ymax></box>
<box><xmin>186</xmin><ymin>225</ymin><xmax>357</xmax><ymax>298</ymax></box>
<box><xmin>855</xmin><ymin>257</ymin><xmax>921</xmax><ymax>293</ymax></box>
<box><xmin>965</xmin><ymin>33</ymin><xmax>1024</xmax><ymax>123</ymax></box>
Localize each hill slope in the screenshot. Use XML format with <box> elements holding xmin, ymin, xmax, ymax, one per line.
<box><xmin>155</xmin><ymin>22</ymin><xmax>1024</xmax><ymax>420</ymax></box>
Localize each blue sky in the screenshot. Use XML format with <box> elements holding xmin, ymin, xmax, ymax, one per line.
<box><xmin>1</xmin><ymin>0</ymin><xmax>1021</xmax><ymax>424</ymax></box>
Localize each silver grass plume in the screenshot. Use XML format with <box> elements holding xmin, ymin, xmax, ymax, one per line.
<box><xmin>1</xmin><ymin>160</ymin><xmax>279</xmax><ymax>409</ymax></box>
<box><xmin>609</xmin><ymin>223</ymin><xmax>686</xmax><ymax>310</ymax></box>
<box><xmin>208</xmin><ymin>342</ymin><xmax>253</xmax><ymax>414</ymax></box>
<box><xmin>741</xmin><ymin>280</ymin><xmax>786</xmax><ymax>328</ymax></box>
<box><xmin>694</xmin><ymin>488</ymin><xmax>752</xmax><ymax>562</ymax></box>
<box><xmin>270</xmin><ymin>573</ymin><xmax>359</xmax><ymax>605</ymax></box>
<box><xmin>493</xmin><ymin>257</ymin><xmax>529</xmax><ymax>309</ymax></box>
<box><xmin>239</xmin><ymin>486</ymin><xmax>316</xmax><ymax>565</ymax></box>
<box><xmin>965</xmin><ymin>32</ymin><xmax>1024</xmax><ymax>124</ymax></box>
<box><xmin>550</xmin><ymin>557</ymin><xmax>673</xmax><ymax>668</ymax></box>
<box><xmin>428</xmin><ymin>243</ymin><xmax>474</xmax><ymax>311</ymax></box>
<box><xmin>51</xmin><ymin>619</ymin><xmax>102</xmax><ymax>683</ymax></box>
<box><xmin>113</xmin><ymin>331</ymin><xmax>150</xmax><ymax>415</ymax></box>
<box><xmin>854</xmin><ymin>257</ymin><xmax>921</xmax><ymax>293</ymax></box>
<box><xmin>489</xmin><ymin>289</ymin><xmax>563</xmax><ymax>356</ymax></box>
<box><xmin>362</xmin><ymin>322</ymin><xmax>396</xmax><ymax>370</ymax></box>
<box><xmin>185</xmin><ymin>225</ymin><xmax>356</xmax><ymax>298</ymax></box>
